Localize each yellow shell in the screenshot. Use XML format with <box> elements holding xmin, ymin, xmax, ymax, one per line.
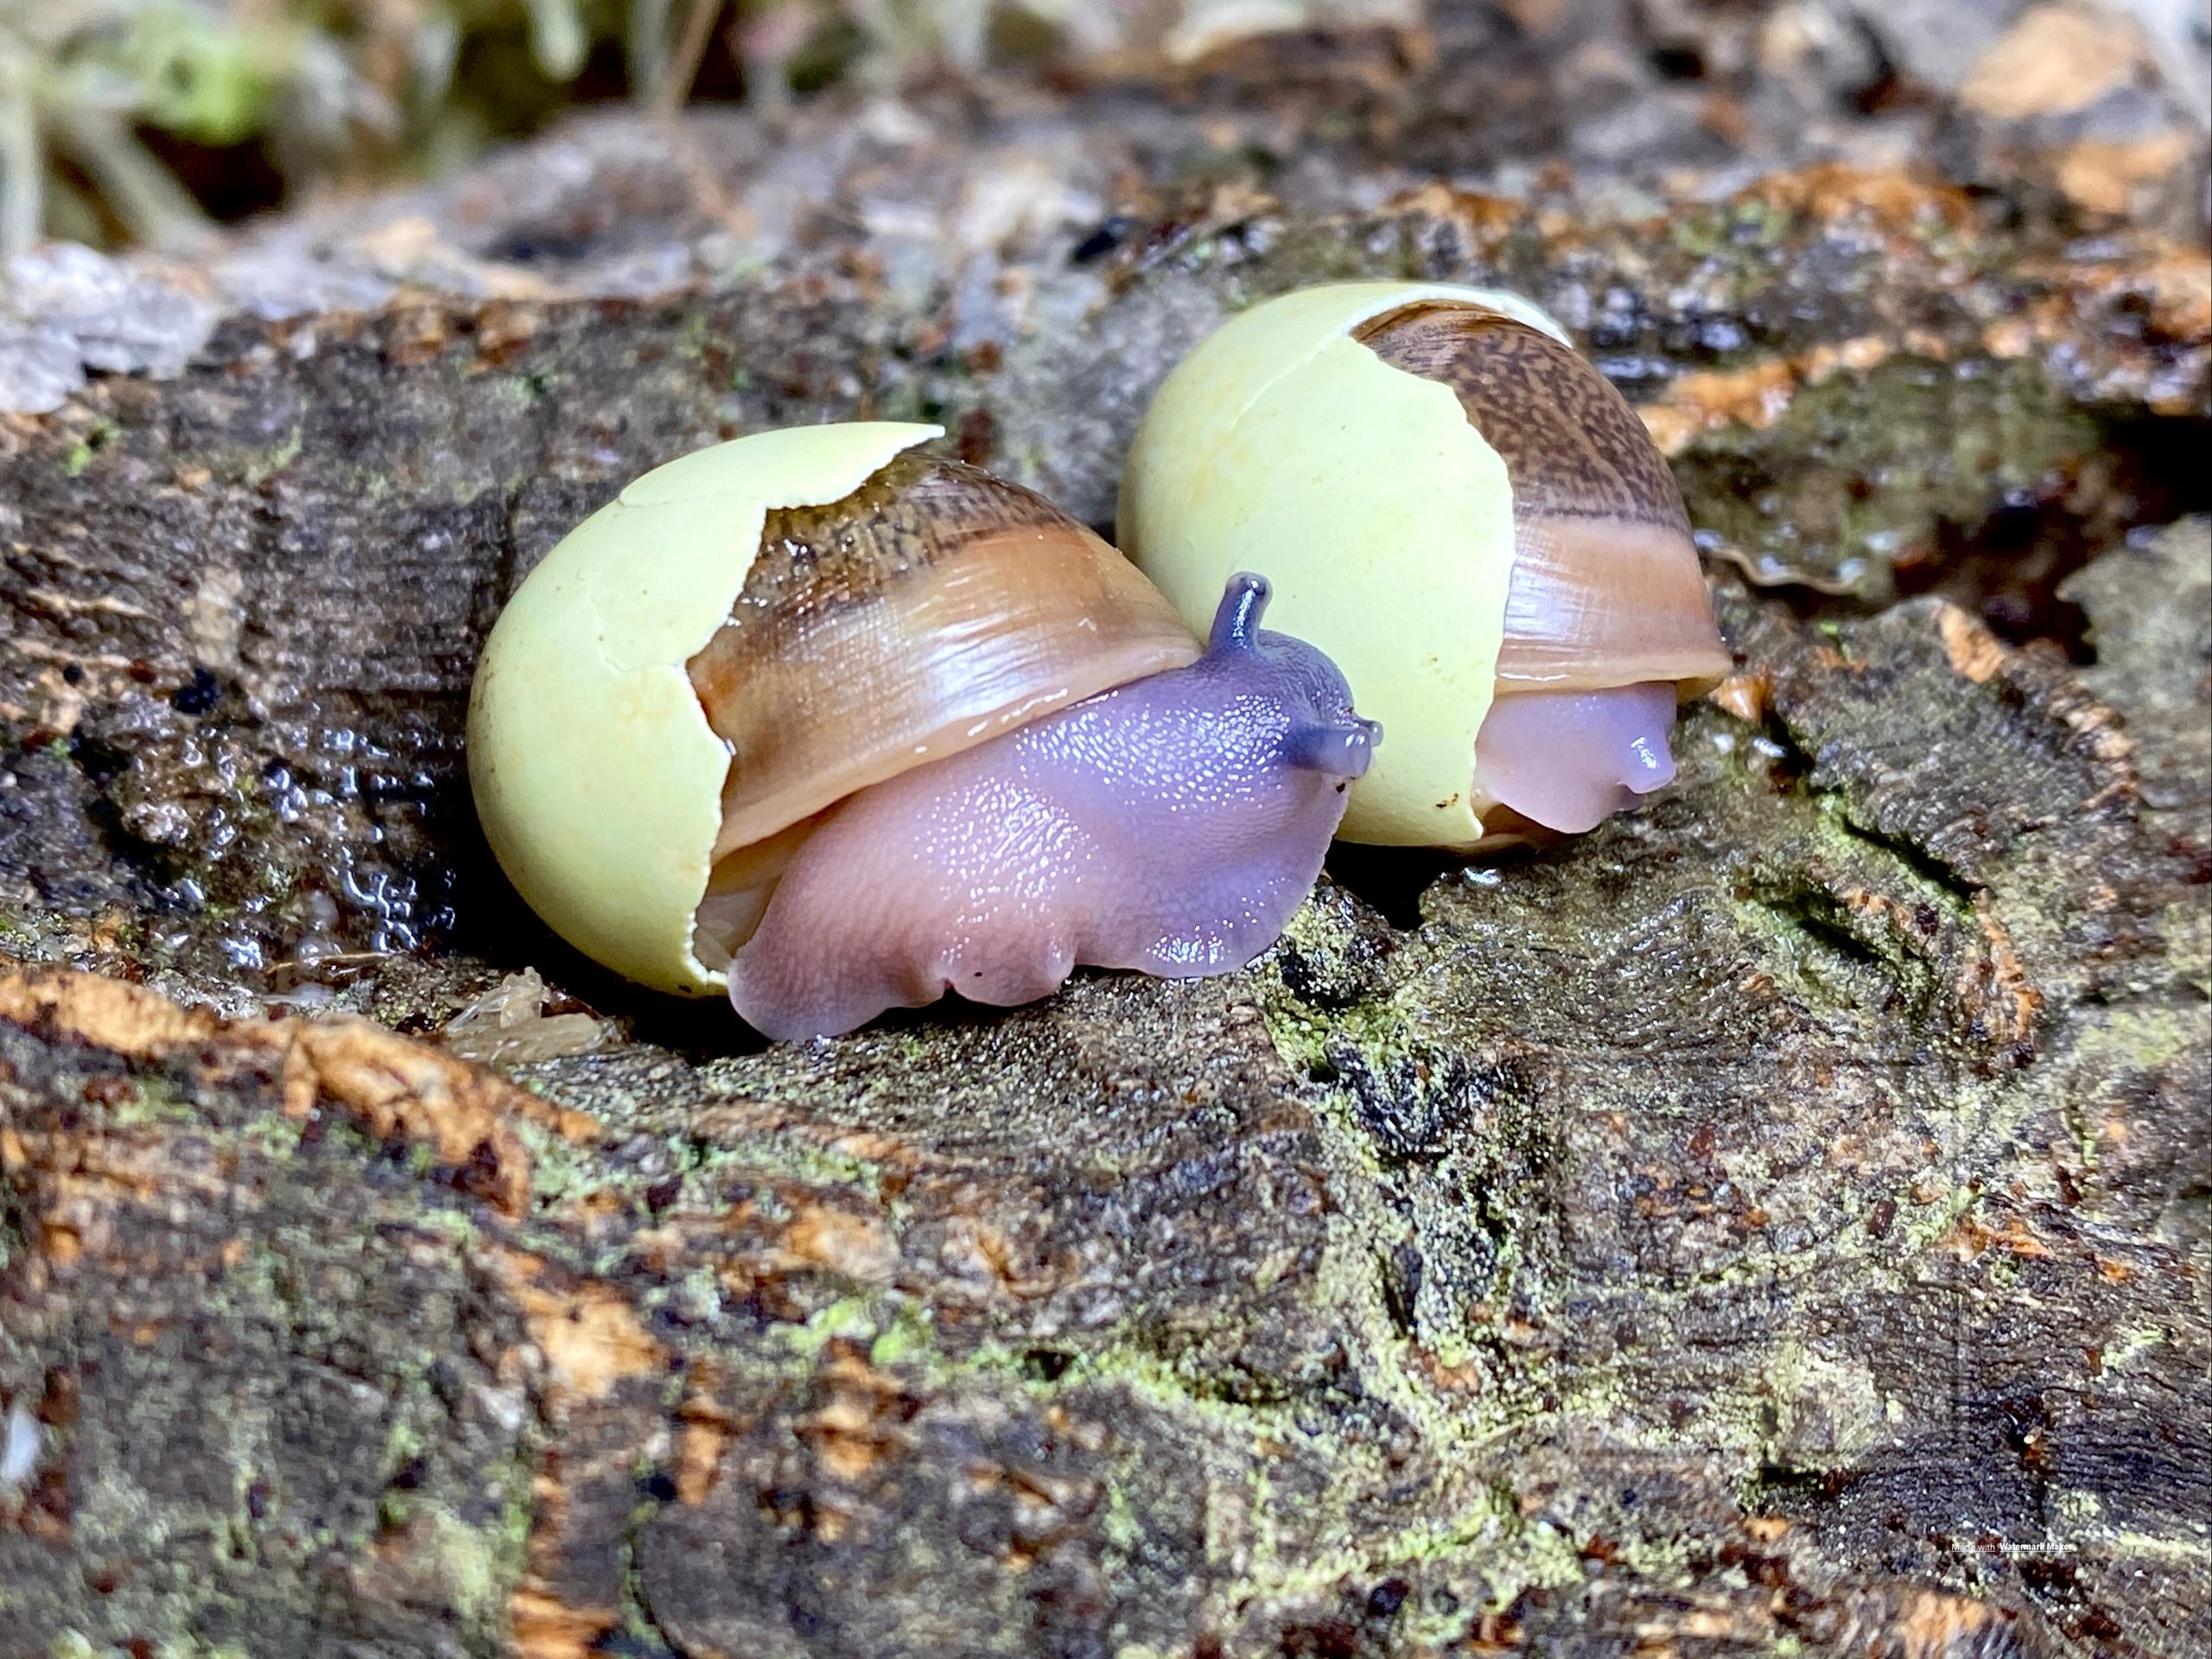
<box><xmin>1118</xmin><ymin>281</ymin><xmax>1726</xmax><ymax>850</ymax></box>
<box><xmin>468</xmin><ymin>424</ymin><xmax>938</xmax><ymax>994</ymax></box>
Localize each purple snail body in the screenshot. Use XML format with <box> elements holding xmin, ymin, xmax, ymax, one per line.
<box><xmin>729</xmin><ymin>575</ymin><xmax>1376</xmax><ymax>1039</ymax></box>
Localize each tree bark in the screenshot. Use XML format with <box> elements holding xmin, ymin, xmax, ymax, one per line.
<box><xmin>2</xmin><ymin>28</ymin><xmax>2208</xmax><ymax>1657</ymax></box>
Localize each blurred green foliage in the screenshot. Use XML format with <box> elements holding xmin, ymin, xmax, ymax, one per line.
<box><xmin>0</xmin><ymin>1</ymin><xmax>657</xmax><ymax>251</ymax></box>
<box><xmin>0</xmin><ymin>1</ymin><xmax>1398</xmax><ymax>255</ymax></box>
<box><xmin>0</xmin><ymin>0</ymin><xmax>842</xmax><ymax>253</ymax></box>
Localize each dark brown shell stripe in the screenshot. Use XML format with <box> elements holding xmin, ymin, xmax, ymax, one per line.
<box><xmin>686</xmin><ymin>450</ymin><xmax>1081</xmax><ymax>734</ymax></box>
<box><xmin>687</xmin><ymin>452</ymin><xmax>1139</xmax><ymax>721</ymax></box>
<box><xmin>1352</xmin><ymin>302</ymin><xmax>1694</xmax><ymax>535</ymax></box>
<box><xmin>745</xmin><ymin>452</ymin><xmax>1069</xmax><ymax>603</ymax></box>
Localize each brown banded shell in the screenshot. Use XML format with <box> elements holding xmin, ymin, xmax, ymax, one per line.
<box><xmin>1349</xmin><ymin>301</ymin><xmax>1730</xmax><ymax>843</ymax></box>
<box><xmin>684</xmin><ymin>452</ymin><xmax>1201</xmax><ymax>957</ymax></box>
<box><xmin>1351</xmin><ymin>302</ymin><xmax>1729</xmax><ymax>695</ymax></box>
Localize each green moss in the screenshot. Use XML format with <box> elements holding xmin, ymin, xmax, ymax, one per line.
<box><xmin>241</xmin><ymin>424</ymin><xmax>303</xmax><ymax>488</ymax></box>
<box><xmin>1099</xmin><ymin>1477</ymin><xmax>1142</xmax><ymax>1554</ymax></box>
<box><xmin>1675</xmin><ymin>355</ymin><xmax>2103</xmax><ymax>601</ymax></box>
<box><xmin>2102</xmin><ymin>1325</ymin><xmax>2168</xmax><ymax>1370</ymax></box>
<box><xmin>1668</xmin><ymin>199</ymin><xmax>1796</xmax><ymax>258</ymax></box>
<box><xmin>423</xmin><ymin>1503</ymin><xmax>511</xmax><ymax>1626</ymax></box>
<box><xmin>867</xmin><ymin>1299</ymin><xmax>934</xmax><ymax>1366</ymax></box>
<box><xmin>499</xmin><ymin>1469</ymin><xmax>536</xmax><ymax>1554</ymax></box>
<box><xmin>416</xmin><ymin>1205</ymin><xmax>480</xmax><ymax>1248</ymax></box>
<box><xmin>1894</xmin><ymin>1181</ymin><xmax>1980</xmax><ymax>1256</ymax></box>
<box><xmin>101</xmin><ymin>1074</ymin><xmax>197</xmax><ymax>1128</ymax></box>
<box><xmin>237</xmin><ymin>1111</ymin><xmax>304</xmax><ymax>1157</ymax></box>
<box><xmin>685</xmin><ymin>1124</ymin><xmax>889</xmax><ymax>1197</ymax></box>
<box><xmin>57</xmin><ymin>416</ymin><xmax>120</xmax><ymax>478</ymax></box>
<box><xmin>775</xmin><ymin>1294</ymin><xmax>879</xmax><ymax>1354</ymax></box>
<box><xmin>383</xmin><ymin>1414</ymin><xmax>425</xmax><ymax>1478</ymax></box>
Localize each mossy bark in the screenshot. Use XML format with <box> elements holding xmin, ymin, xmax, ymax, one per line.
<box><xmin>2</xmin><ymin>79</ymin><xmax>2208</xmax><ymax>1659</ymax></box>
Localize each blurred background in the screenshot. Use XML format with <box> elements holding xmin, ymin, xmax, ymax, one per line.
<box><xmin>3</xmin><ymin>0</ymin><xmax>2205</xmax><ymax>257</ymax></box>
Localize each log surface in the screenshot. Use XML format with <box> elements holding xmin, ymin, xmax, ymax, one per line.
<box><xmin>2</xmin><ymin>15</ymin><xmax>2208</xmax><ymax>1656</ymax></box>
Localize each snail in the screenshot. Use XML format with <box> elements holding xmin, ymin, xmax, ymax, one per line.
<box><xmin>467</xmin><ymin>423</ymin><xmax>1377</xmax><ymax>1039</ymax></box>
<box><xmin>1118</xmin><ymin>281</ymin><xmax>1731</xmax><ymax>851</ymax></box>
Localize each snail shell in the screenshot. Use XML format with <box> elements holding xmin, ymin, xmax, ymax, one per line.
<box><xmin>1119</xmin><ymin>281</ymin><xmax>1731</xmax><ymax>850</ymax></box>
<box><xmin>468</xmin><ymin>423</ymin><xmax>1194</xmax><ymax>996</ymax></box>
<box><xmin>469</xmin><ymin>424</ymin><xmax>1375</xmax><ymax>1038</ymax></box>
